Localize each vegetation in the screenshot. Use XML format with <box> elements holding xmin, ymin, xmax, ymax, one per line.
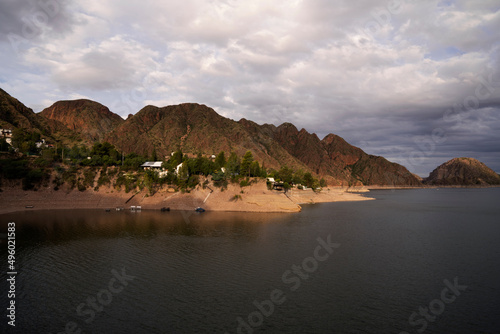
<box><xmin>0</xmin><ymin>129</ymin><xmax>327</xmax><ymax>193</ymax></box>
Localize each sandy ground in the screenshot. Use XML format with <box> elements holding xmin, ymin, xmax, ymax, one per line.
<box><xmin>0</xmin><ymin>180</ymin><xmax>373</xmax><ymax>214</ymax></box>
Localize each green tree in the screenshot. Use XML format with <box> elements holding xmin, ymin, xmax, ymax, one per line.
<box><xmin>320</xmin><ymin>178</ymin><xmax>327</xmax><ymax>188</ymax></box>
<box><xmin>249</xmin><ymin>161</ymin><xmax>260</xmax><ymax>177</ymax></box>
<box><xmin>293</xmin><ymin>169</ymin><xmax>305</xmax><ymax>185</ymax></box>
<box><xmin>0</xmin><ymin>138</ymin><xmax>10</xmax><ymax>151</ymax></box>
<box><xmin>276</xmin><ymin>166</ymin><xmax>294</xmax><ymax>184</ymax></box>
<box><xmin>170</xmin><ymin>150</ymin><xmax>183</xmax><ymax>168</ymax></box>
<box><xmin>177</xmin><ymin>163</ymin><xmax>189</xmax><ymax>184</ymax></box>
<box><xmin>150</xmin><ymin>147</ymin><xmax>158</xmax><ymax>161</ymax></box>
<box><xmin>226</xmin><ymin>152</ymin><xmax>240</xmax><ymax>175</ymax></box>
<box><xmin>303</xmin><ymin>172</ymin><xmax>315</xmax><ymax>188</ymax></box>
<box><xmin>240</xmin><ymin>151</ymin><xmax>254</xmax><ymax>176</ymax></box>
<box><xmin>215</xmin><ymin>151</ymin><xmax>226</xmax><ymax>169</ymax></box>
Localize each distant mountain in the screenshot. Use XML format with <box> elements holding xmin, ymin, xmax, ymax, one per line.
<box><xmin>40</xmin><ymin>100</ymin><xmax>124</xmax><ymax>142</ymax></box>
<box><xmin>271</xmin><ymin>124</ymin><xmax>421</xmax><ymax>186</ymax></box>
<box><xmin>0</xmin><ymin>88</ymin><xmax>423</xmax><ymax>186</ymax></box>
<box><xmin>424</xmin><ymin>158</ymin><xmax>500</xmax><ymax>186</ymax></box>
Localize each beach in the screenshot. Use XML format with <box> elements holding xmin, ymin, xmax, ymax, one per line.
<box><xmin>0</xmin><ymin>179</ymin><xmax>373</xmax><ymax>214</ymax></box>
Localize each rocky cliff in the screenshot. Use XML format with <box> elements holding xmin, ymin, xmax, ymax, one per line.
<box><xmin>424</xmin><ymin>158</ymin><xmax>500</xmax><ymax>186</ymax></box>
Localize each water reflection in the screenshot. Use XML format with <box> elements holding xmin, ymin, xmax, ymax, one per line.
<box><xmin>0</xmin><ymin>209</ymin><xmax>289</xmax><ymax>243</ymax></box>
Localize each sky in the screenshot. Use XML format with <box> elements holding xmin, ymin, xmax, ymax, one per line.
<box><xmin>0</xmin><ymin>0</ymin><xmax>499</xmax><ymax>176</ymax></box>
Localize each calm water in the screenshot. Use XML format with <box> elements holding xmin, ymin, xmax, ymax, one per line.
<box><xmin>1</xmin><ymin>188</ymin><xmax>499</xmax><ymax>334</ymax></box>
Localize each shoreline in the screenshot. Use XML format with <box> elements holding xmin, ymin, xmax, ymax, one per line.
<box><xmin>3</xmin><ymin>182</ymin><xmax>496</xmax><ymax>215</ymax></box>
<box><xmin>0</xmin><ymin>180</ymin><xmax>374</xmax><ymax>215</ymax></box>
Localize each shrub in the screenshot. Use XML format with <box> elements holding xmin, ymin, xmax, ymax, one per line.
<box><xmin>239</xmin><ymin>178</ymin><xmax>250</xmax><ymax>187</ymax></box>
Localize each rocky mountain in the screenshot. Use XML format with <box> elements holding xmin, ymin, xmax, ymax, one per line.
<box><xmin>105</xmin><ymin>103</ymin><xmax>309</xmax><ymax>172</ymax></box>
<box><xmin>271</xmin><ymin>124</ymin><xmax>421</xmax><ymax>186</ymax></box>
<box><xmin>424</xmin><ymin>158</ymin><xmax>500</xmax><ymax>186</ymax></box>
<box><xmin>0</xmin><ymin>88</ymin><xmax>46</xmax><ymax>131</ymax></box>
<box><xmin>40</xmin><ymin>100</ymin><xmax>124</xmax><ymax>142</ymax></box>
<box><xmin>0</xmin><ymin>88</ymin><xmax>423</xmax><ymax>186</ymax></box>
<box><xmin>105</xmin><ymin>103</ymin><xmax>420</xmax><ymax>186</ymax></box>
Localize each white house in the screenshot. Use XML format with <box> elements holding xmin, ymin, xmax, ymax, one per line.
<box><xmin>141</xmin><ymin>161</ymin><xmax>164</xmax><ymax>169</ymax></box>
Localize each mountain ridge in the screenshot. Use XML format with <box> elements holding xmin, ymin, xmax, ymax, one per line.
<box><xmin>0</xmin><ymin>88</ymin><xmax>440</xmax><ymax>186</ymax></box>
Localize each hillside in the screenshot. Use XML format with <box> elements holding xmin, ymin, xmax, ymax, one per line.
<box><xmin>0</xmin><ymin>88</ymin><xmax>47</xmax><ymax>131</ymax></box>
<box><xmin>271</xmin><ymin>125</ymin><xmax>421</xmax><ymax>186</ymax></box>
<box><xmin>40</xmin><ymin>99</ymin><xmax>124</xmax><ymax>142</ymax></box>
<box><xmin>424</xmin><ymin>158</ymin><xmax>500</xmax><ymax>186</ymax></box>
<box><xmin>105</xmin><ymin>103</ymin><xmax>310</xmax><ymax>172</ymax></box>
<box><xmin>1</xmin><ymin>88</ymin><xmax>422</xmax><ymax>186</ymax></box>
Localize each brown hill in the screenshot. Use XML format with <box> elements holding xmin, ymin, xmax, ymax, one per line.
<box><xmin>105</xmin><ymin>103</ymin><xmax>309</xmax><ymax>171</ymax></box>
<box><xmin>0</xmin><ymin>88</ymin><xmax>46</xmax><ymax>131</ymax></box>
<box><xmin>0</xmin><ymin>88</ymin><xmax>423</xmax><ymax>186</ymax></box>
<box><xmin>40</xmin><ymin>100</ymin><xmax>124</xmax><ymax>142</ymax></box>
<box><xmin>424</xmin><ymin>158</ymin><xmax>500</xmax><ymax>186</ymax></box>
<box><xmin>270</xmin><ymin>124</ymin><xmax>421</xmax><ymax>186</ymax></box>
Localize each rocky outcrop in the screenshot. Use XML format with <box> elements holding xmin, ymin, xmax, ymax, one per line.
<box><xmin>39</xmin><ymin>99</ymin><xmax>124</xmax><ymax>142</ymax></box>
<box><xmin>424</xmin><ymin>158</ymin><xmax>500</xmax><ymax>186</ymax></box>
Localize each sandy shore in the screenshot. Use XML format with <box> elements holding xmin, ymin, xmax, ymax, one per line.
<box><xmin>0</xmin><ymin>180</ymin><xmax>373</xmax><ymax>214</ymax></box>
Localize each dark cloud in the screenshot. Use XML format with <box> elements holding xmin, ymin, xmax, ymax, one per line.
<box><xmin>0</xmin><ymin>0</ymin><xmax>76</xmax><ymax>44</ymax></box>
<box><xmin>1</xmin><ymin>0</ymin><xmax>500</xmax><ymax>174</ymax></box>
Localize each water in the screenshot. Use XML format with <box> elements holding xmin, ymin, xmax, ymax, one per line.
<box><xmin>1</xmin><ymin>188</ymin><xmax>499</xmax><ymax>333</ymax></box>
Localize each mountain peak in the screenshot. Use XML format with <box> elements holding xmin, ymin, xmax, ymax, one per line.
<box><xmin>39</xmin><ymin>99</ymin><xmax>124</xmax><ymax>142</ymax></box>
<box><xmin>425</xmin><ymin>157</ymin><xmax>500</xmax><ymax>185</ymax></box>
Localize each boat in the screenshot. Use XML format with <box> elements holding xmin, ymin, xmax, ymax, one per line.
<box><xmin>161</xmin><ymin>207</ymin><xmax>170</xmax><ymax>212</ymax></box>
<box><xmin>195</xmin><ymin>207</ymin><xmax>205</xmax><ymax>212</ymax></box>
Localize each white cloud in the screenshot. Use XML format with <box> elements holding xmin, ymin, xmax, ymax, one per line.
<box><xmin>1</xmin><ymin>0</ymin><xmax>499</xmax><ymax>174</ymax></box>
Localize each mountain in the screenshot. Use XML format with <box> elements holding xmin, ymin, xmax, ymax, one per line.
<box><xmin>0</xmin><ymin>88</ymin><xmax>46</xmax><ymax>131</ymax></box>
<box><xmin>271</xmin><ymin>125</ymin><xmax>422</xmax><ymax>186</ymax></box>
<box><xmin>424</xmin><ymin>158</ymin><xmax>500</xmax><ymax>186</ymax></box>
<box><xmin>0</xmin><ymin>88</ymin><xmax>422</xmax><ymax>186</ymax></box>
<box><xmin>39</xmin><ymin>100</ymin><xmax>124</xmax><ymax>142</ymax></box>
<box><xmin>105</xmin><ymin>103</ymin><xmax>420</xmax><ymax>186</ymax></box>
<box><xmin>105</xmin><ymin>103</ymin><xmax>309</xmax><ymax>171</ymax></box>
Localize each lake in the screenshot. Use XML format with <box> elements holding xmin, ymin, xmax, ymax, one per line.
<box><xmin>1</xmin><ymin>188</ymin><xmax>499</xmax><ymax>333</ymax></box>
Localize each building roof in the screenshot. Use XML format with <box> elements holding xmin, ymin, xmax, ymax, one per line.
<box><xmin>141</xmin><ymin>161</ymin><xmax>163</xmax><ymax>168</ymax></box>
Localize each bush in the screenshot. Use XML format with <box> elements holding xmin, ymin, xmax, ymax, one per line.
<box><xmin>0</xmin><ymin>159</ymin><xmax>29</xmax><ymax>179</ymax></box>
<box><xmin>230</xmin><ymin>194</ymin><xmax>242</xmax><ymax>201</ymax></box>
<box><xmin>22</xmin><ymin>169</ymin><xmax>45</xmax><ymax>190</ymax></box>
<box><xmin>239</xmin><ymin>178</ymin><xmax>250</xmax><ymax>187</ymax></box>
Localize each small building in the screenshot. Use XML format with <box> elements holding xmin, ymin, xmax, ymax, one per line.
<box><xmin>0</xmin><ymin>129</ymin><xmax>12</xmax><ymax>137</ymax></box>
<box><xmin>35</xmin><ymin>139</ymin><xmax>47</xmax><ymax>149</ymax></box>
<box><xmin>141</xmin><ymin>161</ymin><xmax>164</xmax><ymax>170</ymax></box>
<box><xmin>1</xmin><ymin>129</ymin><xmax>12</xmax><ymax>145</ymax></box>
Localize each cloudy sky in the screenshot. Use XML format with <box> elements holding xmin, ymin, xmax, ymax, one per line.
<box><xmin>1</xmin><ymin>0</ymin><xmax>499</xmax><ymax>175</ymax></box>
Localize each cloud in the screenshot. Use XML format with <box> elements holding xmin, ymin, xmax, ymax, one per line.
<box><xmin>1</xmin><ymin>0</ymin><xmax>499</xmax><ymax>174</ymax></box>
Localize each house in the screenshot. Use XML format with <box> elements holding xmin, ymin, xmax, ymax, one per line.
<box><xmin>1</xmin><ymin>129</ymin><xmax>12</xmax><ymax>145</ymax></box>
<box><xmin>142</xmin><ymin>161</ymin><xmax>170</xmax><ymax>178</ymax></box>
<box><xmin>141</xmin><ymin>161</ymin><xmax>164</xmax><ymax>170</ymax></box>
<box><xmin>0</xmin><ymin>129</ymin><xmax>12</xmax><ymax>137</ymax></box>
<box><xmin>35</xmin><ymin>139</ymin><xmax>47</xmax><ymax>148</ymax></box>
